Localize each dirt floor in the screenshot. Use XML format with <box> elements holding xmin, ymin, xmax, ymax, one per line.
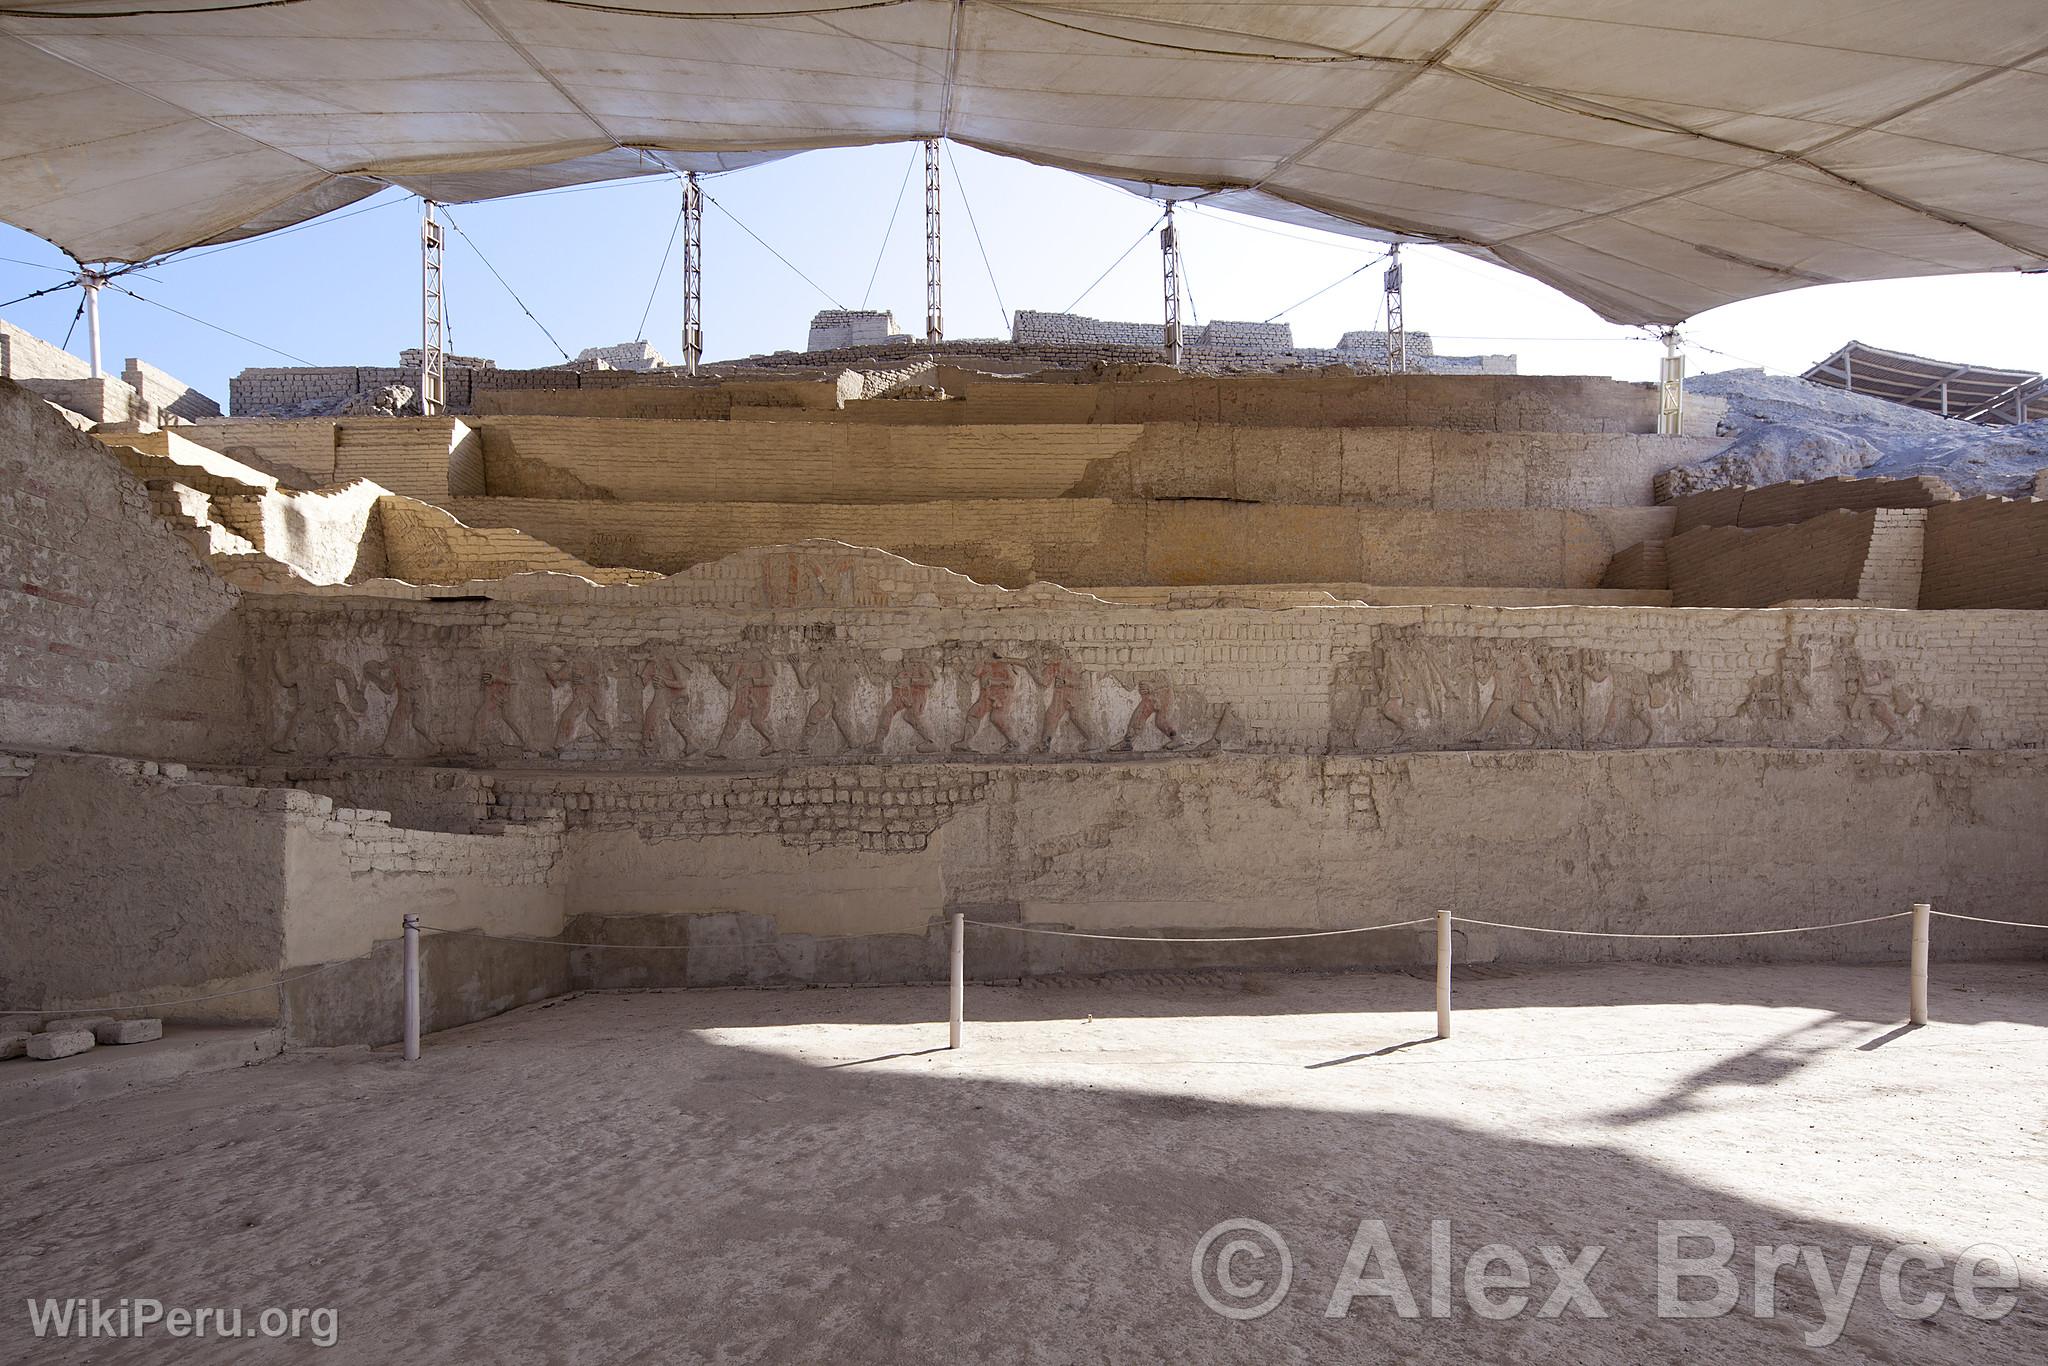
<box><xmin>3</xmin><ymin>960</ymin><xmax>2045</xmax><ymax>1364</ymax></box>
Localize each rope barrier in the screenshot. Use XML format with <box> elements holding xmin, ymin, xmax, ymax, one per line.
<box><xmin>416</xmin><ymin>924</ymin><xmax>900</xmax><ymax>952</ymax></box>
<box><xmin>963</xmin><ymin>917</ymin><xmax>1432</xmax><ymax>943</ymax></box>
<box><xmin>1449</xmin><ymin>912</ymin><xmax>1913</xmax><ymax>940</ymax></box>
<box><xmin>1929</xmin><ymin>910</ymin><xmax>2048</xmax><ymax>930</ymax></box>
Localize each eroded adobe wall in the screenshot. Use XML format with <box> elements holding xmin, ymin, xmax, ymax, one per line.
<box><xmin>1667</xmin><ymin>511</ymin><xmax>1895</xmax><ymax>607</ymax></box>
<box><xmin>441</xmin><ymin>497</ymin><xmax>1669</xmax><ymax>588</ymax></box>
<box><xmin>536</xmin><ymin>749</ymin><xmax>2048</xmax><ymax>976</ymax></box>
<box><xmin>1920</xmin><ymin>498</ymin><xmax>2048</xmax><ymax>609</ymax></box>
<box><xmin>0</xmin><ymin>750</ymin><xmax>570</xmax><ymax>1039</ymax></box>
<box><xmin>468</xmin><ymin>417</ymin><xmax>1719</xmax><ymax>509</ymax></box>
<box><xmin>0</xmin><ymin>379</ymin><xmax>246</xmax><ymax>760</ymax></box>
<box><xmin>239</xmin><ymin>581</ymin><xmax>2035</xmax><ymax>770</ymax></box>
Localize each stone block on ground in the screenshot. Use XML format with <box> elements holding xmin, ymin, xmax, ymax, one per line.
<box><xmin>27</xmin><ymin>1030</ymin><xmax>96</xmax><ymax>1060</ymax></box>
<box><xmin>40</xmin><ymin>1015</ymin><xmax>114</xmax><ymax>1036</ymax></box>
<box><xmin>40</xmin><ymin>1015</ymin><xmax>113</xmax><ymax>1038</ymax></box>
<box><xmin>0</xmin><ymin>1031</ymin><xmax>30</xmax><ymax>1060</ymax></box>
<box><xmin>93</xmin><ymin>1018</ymin><xmax>163</xmax><ymax>1045</ymax></box>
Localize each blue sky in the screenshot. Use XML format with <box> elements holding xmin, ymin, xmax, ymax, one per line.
<box><xmin>4</xmin><ymin>141</ymin><xmax>2045</xmax><ymax>405</ymax></box>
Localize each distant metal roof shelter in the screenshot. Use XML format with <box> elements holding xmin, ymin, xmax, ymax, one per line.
<box><xmin>1803</xmin><ymin>341</ymin><xmax>2046</xmax><ymax>425</ymax></box>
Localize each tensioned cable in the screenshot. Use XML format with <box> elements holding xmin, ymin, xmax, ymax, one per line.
<box><xmin>419</xmin><ymin>924</ymin><xmax>895</xmax><ymax>952</ymax></box>
<box><xmin>0</xmin><ymin>0</ymin><xmax>306</xmax><ymax>16</ymax></box>
<box><xmin>634</xmin><ymin>180</ymin><xmax>687</xmax><ymax>342</ymax></box>
<box><xmin>1450</xmin><ymin>912</ymin><xmax>1912</xmax><ymax>940</ymax></box>
<box><xmin>701</xmin><ymin>190</ymin><xmax>847</xmax><ymax>309</ymax></box>
<box><xmin>1262</xmin><ymin>250</ymin><xmax>1391</xmax><ymax>324</ymax></box>
<box><xmin>861</xmin><ymin>144</ymin><xmax>920</xmax><ymax>309</ymax></box>
<box><xmin>439</xmin><ymin>206</ymin><xmax>573</xmax><ymax>362</ymax></box>
<box><xmin>1929</xmin><ymin>911</ymin><xmax>2048</xmax><ymax>930</ymax></box>
<box><xmin>538</xmin><ymin>0</ymin><xmax>910</xmax><ymax>17</ymax></box>
<box><xmin>58</xmin><ymin>294</ymin><xmax>84</xmax><ymax>351</ymax></box>
<box><xmin>0</xmin><ymin>254</ymin><xmax>71</xmax><ymax>274</ymax></box>
<box><xmin>1064</xmin><ymin>211</ymin><xmax>1166</xmax><ymax>314</ymax></box>
<box><xmin>965</xmin><ymin>918</ymin><xmax>1432</xmax><ymax>943</ymax></box>
<box><xmin>106</xmin><ymin>282</ymin><xmax>316</xmax><ymax>365</ymax></box>
<box><xmin>943</xmin><ymin>141</ymin><xmax>1009</xmax><ymax>331</ymax></box>
<box><xmin>0</xmin><ymin>278</ymin><xmax>80</xmax><ymax>311</ymax></box>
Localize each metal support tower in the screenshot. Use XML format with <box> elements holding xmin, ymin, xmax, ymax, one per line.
<box><xmin>924</xmin><ymin>140</ymin><xmax>943</xmax><ymax>344</ymax></box>
<box><xmin>419</xmin><ymin>200</ymin><xmax>446</xmax><ymax>416</ymax></box>
<box><xmin>77</xmin><ymin>269</ymin><xmax>104</xmax><ymax>377</ymax></box>
<box><xmin>1384</xmin><ymin>244</ymin><xmax>1406</xmax><ymax>374</ymax></box>
<box><xmin>1160</xmin><ymin>204</ymin><xmax>1183</xmax><ymax>368</ymax></box>
<box><xmin>1657</xmin><ymin>327</ymin><xmax>1685</xmax><ymax>436</ymax></box>
<box><xmin>682</xmin><ymin>171</ymin><xmax>704</xmax><ymax>377</ymax></box>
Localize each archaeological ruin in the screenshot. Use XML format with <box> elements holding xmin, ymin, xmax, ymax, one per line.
<box><xmin>1</xmin><ymin>2</ymin><xmax>2045</xmax><ymax>1068</ymax></box>
<box><xmin>4</xmin><ymin>343</ymin><xmax>2046</xmax><ymax>1050</ymax></box>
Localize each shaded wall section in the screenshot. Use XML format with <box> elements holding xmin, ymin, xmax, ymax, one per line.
<box><xmin>0</xmin><ymin>378</ymin><xmax>245</xmax><ymax>760</ymax></box>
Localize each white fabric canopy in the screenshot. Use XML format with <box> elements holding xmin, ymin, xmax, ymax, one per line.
<box><xmin>3</xmin><ymin>0</ymin><xmax>2045</xmax><ymax>322</ymax></box>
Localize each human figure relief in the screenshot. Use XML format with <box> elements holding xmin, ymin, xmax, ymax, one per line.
<box><xmin>1470</xmin><ymin>647</ymin><xmax>1545</xmax><ymax>743</ymax></box>
<box><xmin>545</xmin><ymin>651</ymin><xmax>612</xmax><ymax>751</ymax></box>
<box><xmin>1109</xmin><ymin>671</ymin><xmax>1180</xmax><ymax>751</ymax></box>
<box><xmin>1378</xmin><ymin>641</ymin><xmax>1450</xmax><ymax>739</ymax></box>
<box><xmin>1640</xmin><ymin>668</ymin><xmax>1678</xmax><ymax>746</ymax></box>
<box><xmin>796</xmin><ymin>649</ymin><xmax>866</xmax><ymax>754</ymax></box>
<box><xmin>363</xmin><ymin>654</ymin><xmax>434</xmax><ymax>754</ymax></box>
<box><xmin>304</xmin><ymin>658</ymin><xmax>365</xmax><ymax>757</ymax></box>
<box><xmin>465</xmin><ymin>655</ymin><xmax>524</xmax><ymax>751</ymax></box>
<box><xmin>956</xmin><ymin>650</ymin><xmax>1030</xmax><ymax>753</ymax></box>
<box><xmin>266</xmin><ymin>645</ymin><xmax>306</xmax><ymax>752</ymax></box>
<box><xmin>708</xmin><ymin>656</ymin><xmax>778</xmax><ymax>758</ymax></box>
<box><xmin>1846</xmin><ymin>655</ymin><xmax>1914</xmax><ymax>746</ymax></box>
<box><xmin>1031</xmin><ymin>651</ymin><xmax>1093</xmax><ymax>753</ymax></box>
<box><xmin>636</xmin><ymin>653</ymin><xmax>693</xmax><ymax>755</ymax></box>
<box><xmin>870</xmin><ymin>651</ymin><xmax>940</xmax><ymax>753</ymax></box>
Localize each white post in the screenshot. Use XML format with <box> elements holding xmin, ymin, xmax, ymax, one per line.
<box><xmin>1909</xmin><ymin>902</ymin><xmax>1930</xmax><ymax>1026</ymax></box>
<box><xmin>1435</xmin><ymin>909</ymin><xmax>1452</xmax><ymax>1039</ymax></box>
<box><xmin>82</xmin><ymin>273</ymin><xmax>103</xmax><ymax>378</ymax></box>
<box><xmin>403</xmin><ymin>913</ymin><xmax>421</xmax><ymax>1061</ymax></box>
<box><xmin>948</xmin><ymin>911</ymin><xmax>965</xmax><ymax>1049</ymax></box>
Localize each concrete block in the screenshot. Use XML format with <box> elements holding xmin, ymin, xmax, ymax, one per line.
<box><xmin>93</xmin><ymin>1018</ymin><xmax>163</xmax><ymax>1045</ymax></box>
<box><xmin>28</xmin><ymin>1030</ymin><xmax>96</xmax><ymax>1060</ymax></box>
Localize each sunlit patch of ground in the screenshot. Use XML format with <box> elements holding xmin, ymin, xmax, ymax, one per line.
<box><xmin>4</xmin><ymin>961</ymin><xmax>2044</xmax><ymax>1364</ymax></box>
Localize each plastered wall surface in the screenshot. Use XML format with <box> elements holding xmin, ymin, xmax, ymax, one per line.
<box><xmin>535</xmin><ymin>748</ymin><xmax>2048</xmax><ymax>976</ymax></box>
<box><xmin>0</xmin><ymin>379</ymin><xmax>246</xmax><ymax>760</ymax></box>
<box><xmin>0</xmin><ymin>751</ymin><xmax>570</xmax><ymax>1036</ymax></box>
<box><xmin>471</xmin><ymin>417</ymin><xmax>1719</xmax><ymax>509</ymax></box>
<box><xmin>1921</xmin><ymin>498</ymin><xmax>2048</xmax><ymax>610</ymax></box>
<box><xmin>441</xmin><ymin>497</ymin><xmax>1671</xmax><ymax>588</ymax></box>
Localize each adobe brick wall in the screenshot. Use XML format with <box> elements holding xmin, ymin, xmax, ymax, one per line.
<box><xmin>1666</xmin><ymin>511</ymin><xmax>1885</xmax><ymax>607</ymax></box>
<box><xmin>441</xmin><ymin>495</ymin><xmax>1669</xmax><ymax>589</ymax></box>
<box><xmin>122</xmin><ymin>357</ymin><xmax>220</xmax><ymax>421</ymax></box>
<box><xmin>0</xmin><ymin>378</ymin><xmax>246</xmax><ymax>760</ymax></box>
<box><xmin>1665</xmin><ymin>475</ymin><xmax>1955</xmax><ymax>531</ymax></box>
<box><xmin>241</xmin><ymin>581</ymin><xmax>2039</xmax><ymax>767</ymax></box>
<box><xmin>470</xmin><ymin>416</ymin><xmax>1718</xmax><ymax>510</ymax></box>
<box><xmin>1920</xmin><ymin>498</ymin><xmax>2048</xmax><ymax>609</ymax></box>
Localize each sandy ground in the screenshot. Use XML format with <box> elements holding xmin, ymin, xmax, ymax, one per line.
<box><xmin>3</xmin><ymin>960</ymin><xmax>2045</xmax><ymax>1364</ymax></box>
